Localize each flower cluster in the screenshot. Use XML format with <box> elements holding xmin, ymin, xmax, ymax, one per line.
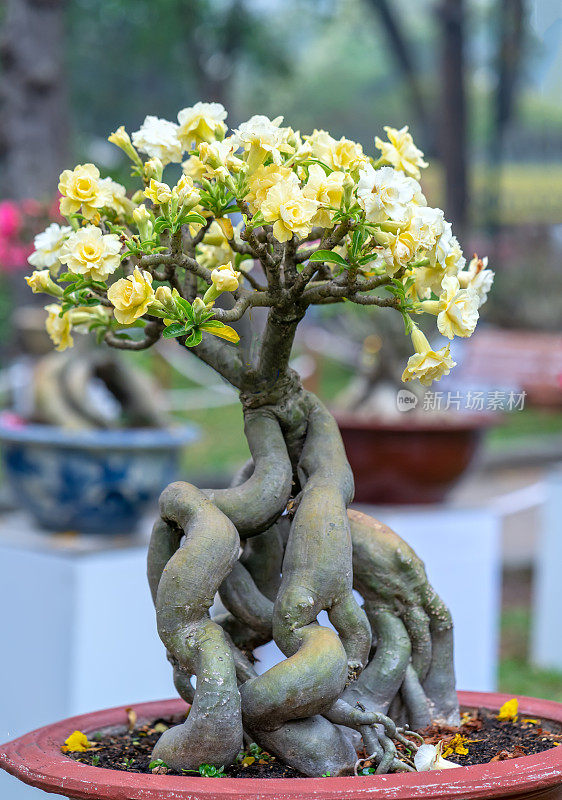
<box><xmin>25</xmin><ymin>102</ymin><xmax>491</xmax><ymax>384</ymax></box>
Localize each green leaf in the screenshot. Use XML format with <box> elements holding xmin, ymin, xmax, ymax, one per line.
<box><xmin>149</xmin><ymin>759</ymin><xmax>169</xmax><ymax>770</ymax></box>
<box><xmin>308</xmin><ymin>250</ymin><xmax>349</xmax><ymax>267</ymax></box>
<box><xmin>174</xmin><ymin>297</ymin><xmax>194</xmax><ymax>320</ymax></box>
<box><xmin>59</xmin><ymin>272</ymin><xmax>80</xmax><ymax>283</ymax></box>
<box><xmin>181</xmin><ymin>212</ymin><xmax>207</xmax><ymax>226</ymax></box>
<box><xmin>184</xmin><ymin>329</ymin><xmax>203</xmax><ymax>347</ymax></box>
<box><xmin>162</xmin><ymin>322</ymin><xmax>187</xmax><ymax>339</ymax></box>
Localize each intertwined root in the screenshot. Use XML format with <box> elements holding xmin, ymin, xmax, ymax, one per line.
<box><xmin>146</xmin><ymin>392</ymin><xmax>459</xmax><ymax>776</ymax></box>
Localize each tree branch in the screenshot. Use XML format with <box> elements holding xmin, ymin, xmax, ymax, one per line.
<box><xmin>104</xmin><ymin>320</ymin><xmax>163</xmax><ymax>351</ymax></box>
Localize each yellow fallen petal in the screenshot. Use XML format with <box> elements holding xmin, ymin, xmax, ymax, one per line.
<box><xmin>241</xmin><ymin>756</ymin><xmax>255</xmax><ymax>767</ymax></box>
<box><xmin>62</xmin><ymin>730</ymin><xmax>92</xmax><ymax>752</ymax></box>
<box><xmin>200</xmin><ymin>322</ymin><xmax>240</xmax><ymax>343</ymax></box>
<box><xmin>498</xmin><ymin>698</ymin><xmax>518</xmax><ymax>721</ymax></box>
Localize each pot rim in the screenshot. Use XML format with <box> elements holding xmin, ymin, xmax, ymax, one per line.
<box><xmin>0</xmin><ymin>420</ymin><xmax>198</xmax><ymax>451</ymax></box>
<box><xmin>334</xmin><ymin>411</ymin><xmax>497</xmax><ymax>433</ymax></box>
<box><xmin>2</xmin><ymin>692</ymin><xmax>562</xmax><ymax>799</ymax></box>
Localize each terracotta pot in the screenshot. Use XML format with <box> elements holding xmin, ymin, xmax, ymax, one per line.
<box><xmin>2</xmin><ymin>692</ymin><xmax>562</xmax><ymax>799</ymax></box>
<box><xmin>335</xmin><ymin>414</ymin><xmax>494</xmax><ymax>505</ymax></box>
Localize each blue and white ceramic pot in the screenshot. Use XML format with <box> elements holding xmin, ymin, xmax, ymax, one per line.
<box><xmin>0</xmin><ymin>422</ymin><xmax>198</xmax><ymax>535</ymax></box>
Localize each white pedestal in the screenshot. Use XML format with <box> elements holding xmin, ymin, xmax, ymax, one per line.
<box><xmin>0</xmin><ymin>514</ymin><xmax>174</xmax><ymax>800</ymax></box>
<box><xmin>532</xmin><ymin>466</ymin><xmax>562</xmax><ymax>669</ymax></box>
<box><xmin>255</xmin><ymin>505</ymin><xmax>502</xmax><ymax>696</ymax></box>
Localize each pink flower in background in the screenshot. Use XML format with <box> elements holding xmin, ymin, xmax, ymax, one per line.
<box><xmin>0</xmin><ymin>201</ymin><xmax>22</xmax><ymax>239</ymax></box>
<box><xmin>0</xmin><ymin>197</ymin><xmax>59</xmax><ymax>271</ymax></box>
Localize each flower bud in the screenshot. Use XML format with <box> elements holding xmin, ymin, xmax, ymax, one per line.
<box><xmin>154</xmin><ymin>285</ymin><xmax>178</xmax><ymax>315</ymax></box>
<box><xmin>108</xmin><ymin>126</ymin><xmax>142</xmax><ymax>165</ymax></box>
<box><xmin>144</xmin><ymin>158</ymin><xmax>164</xmax><ymax>182</ymax></box>
<box><xmin>144</xmin><ymin>179</ymin><xmax>172</xmax><ymax>205</ymax></box>
<box><xmin>203</xmin><ymin>261</ymin><xmax>241</xmax><ymax>304</ymax></box>
<box><xmin>25</xmin><ymin>269</ymin><xmax>63</xmax><ymax>297</ymax></box>
<box><xmin>133</xmin><ymin>204</ymin><xmax>153</xmax><ymax>240</ymax></box>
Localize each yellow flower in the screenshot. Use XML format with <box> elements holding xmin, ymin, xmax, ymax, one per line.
<box><xmin>245</xmin><ymin>164</ymin><xmax>296</xmax><ymax>214</ymax></box>
<box><xmin>402</xmin><ymin>326</ymin><xmax>456</xmax><ymax>387</ymax></box>
<box><xmin>58</xmin><ymin>164</ymin><xmax>107</xmax><ymax>220</ymax></box>
<box><xmin>497</xmin><ymin>698</ymin><xmax>518</xmax><ymax>722</ymax></box>
<box><xmin>144</xmin><ymin>179</ymin><xmax>172</xmax><ymax>205</ymax></box>
<box><xmin>261</xmin><ymin>180</ymin><xmax>318</xmax><ymax>242</ymax></box>
<box><xmin>182</xmin><ymin>155</ymin><xmax>208</xmax><ymax>182</ymax></box>
<box><xmin>382</xmin><ymin>229</ymin><xmax>419</xmax><ymax>274</ymax></box>
<box><xmin>107</xmin><ymin>268</ymin><xmax>155</xmax><ymax>325</ymax></box>
<box><xmin>305</xmin><ymin>130</ymin><xmax>366</xmax><ymax>173</ymax></box>
<box><xmin>303</xmin><ymin>164</ymin><xmax>345</xmax><ymax>228</ymax></box>
<box><xmin>59</xmin><ymin>225</ymin><xmax>122</xmax><ymax>282</ymax></box>
<box><xmin>177</xmin><ymin>102</ymin><xmax>228</xmax><ymax>148</ymax></box>
<box><xmin>331</xmin><ymin>137</ymin><xmax>368</xmax><ymax>172</ymax></box>
<box><xmin>421</xmin><ymin>276</ymin><xmax>479</xmax><ymax>340</ymax></box>
<box><xmin>442</xmin><ymin>734</ymin><xmax>469</xmax><ymax>758</ymax></box>
<box><xmin>25</xmin><ymin>269</ymin><xmax>62</xmax><ymax>297</ymax></box>
<box><xmin>45</xmin><ymin>304</ymin><xmax>74</xmax><ymax>352</ymax></box>
<box><xmin>435</xmin><ymin>276</ymin><xmax>479</xmax><ymax>339</ymax></box>
<box><xmin>375</xmin><ymin>125</ymin><xmax>428</xmax><ymax>179</ymax></box>
<box><xmin>61</xmin><ymin>731</ymin><xmax>92</xmax><ymax>753</ymax></box>
<box><xmin>211</xmin><ymin>262</ymin><xmax>240</xmax><ymax>292</ymax></box>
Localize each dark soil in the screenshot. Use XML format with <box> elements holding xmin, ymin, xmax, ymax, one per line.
<box><xmin>66</xmin><ymin>708</ymin><xmax>562</xmax><ymax>779</ymax></box>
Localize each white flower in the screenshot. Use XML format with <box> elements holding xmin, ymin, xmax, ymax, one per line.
<box><xmin>233</xmin><ymin>114</ymin><xmax>286</xmax><ymax>169</ymax></box>
<box><xmin>458</xmin><ymin>255</ymin><xmax>494</xmax><ymax>308</ymax></box>
<box><xmin>408</xmin><ymin>206</ymin><xmax>446</xmax><ymax>251</ymax></box>
<box><xmin>432</xmin><ymin>225</ymin><xmax>466</xmax><ymax>274</ymax></box>
<box><xmin>435</xmin><ymin>275</ymin><xmax>479</xmax><ymax>339</ymax></box>
<box><xmin>59</xmin><ymin>225</ymin><xmax>122</xmax><ymax>281</ymax></box>
<box><xmin>28</xmin><ymin>223</ymin><xmax>72</xmax><ymax>273</ymax></box>
<box><xmin>357</xmin><ymin>165</ymin><xmax>420</xmax><ymax>224</ymax></box>
<box><xmin>375</xmin><ymin>125</ymin><xmax>428</xmax><ymax>179</ymax></box>
<box><xmin>177</xmin><ymin>102</ymin><xmax>228</xmax><ymax>147</ymax></box>
<box><xmin>414</xmin><ymin>744</ymin><xmax>461</xmax><ymax>772</ymax></box>
<box><xmin>132</xmin><ymin>115</ymin><xmax>183</xmax><ymax>165</ymax></box>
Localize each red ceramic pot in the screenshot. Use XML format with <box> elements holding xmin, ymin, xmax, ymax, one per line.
<box><xmin>2</xmin><ymin>692</ymin><xmax>562</xmax><ymax>799</ymax></box>
<box><xmin>336</xmin><ymin>414</ymin><xmax>495</xmax><ymax>505</ymax></box>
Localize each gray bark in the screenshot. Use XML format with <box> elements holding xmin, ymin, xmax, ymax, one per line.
<box><xmin>0</xmin><ymin>0</ymin><xmax>69</xmax><ymax>199</ymax></box>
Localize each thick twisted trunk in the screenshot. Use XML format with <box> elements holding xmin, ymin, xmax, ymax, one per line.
<box><xmin>147</xmin><ymin>368</ymin><xmax>459</xmax><ymax>775</ymax></box>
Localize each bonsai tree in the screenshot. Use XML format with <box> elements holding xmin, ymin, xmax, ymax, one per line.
<box><xmin>25</xmin><ymin>104</ymin><xmax>489</xmax><ymax>777</ymax></box>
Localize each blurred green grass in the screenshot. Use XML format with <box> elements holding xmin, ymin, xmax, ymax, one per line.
<box><xmin>499</xmin><ymin>605</ymin><xmax>562</xmax><ymax>703</ymax></box>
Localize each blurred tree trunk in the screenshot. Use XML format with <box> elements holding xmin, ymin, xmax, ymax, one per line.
<box><xmin>486</xmin><ymin>0</ymin><xmax>526</xmax><ymax>233</ymax></box>
<box><xmin>364</xmin><ymin>0</ymin><xmax>431</xmax><ymax>149</ymax></box>
<box><xmin>0</xmin><ymin>0</ymin><xmax>69</xmax><ymax>200</ymax></box>
<box><xmin>436</xmin><ymin>0</ymin><xmax>468</xmax><ymax>238</ymax></box>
